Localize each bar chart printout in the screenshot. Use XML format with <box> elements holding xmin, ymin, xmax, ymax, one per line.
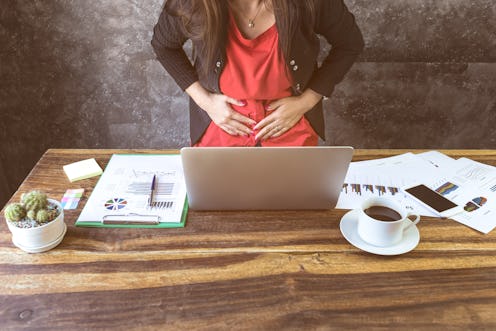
<box><xmin>336</xmin><ymin>152</ymin><xmax>448</xmax><ymax>216</ymax></box>
<box><xmin>76</xmin><ymin>154</ymin><xmax>187</xmax><ymax>227</ymax></box>
<box><xmin>336</xmin><ymin>151</ymin><xmax>496</xmax><ymax>234</ymax></box>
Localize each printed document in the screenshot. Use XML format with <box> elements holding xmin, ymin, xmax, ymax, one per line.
<box><xmin>76</xmin><ymin>154</ymin><xmax>187</xmax><ymax>227</ymax></box>
<box><xmin>337</xmin><ymin>151</ymin><xmax>496</xmax><ymax>234</ymax></box>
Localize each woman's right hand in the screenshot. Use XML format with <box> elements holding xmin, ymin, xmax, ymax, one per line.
<box><xmin>202</xmin><ymin>93</ymin><xmax>256</xmax><ymax>136</ymax></box>
<box><xmin>186</xmin><ymin>82</ymin><xmax>255</xmax><ymax>136</ymax></box>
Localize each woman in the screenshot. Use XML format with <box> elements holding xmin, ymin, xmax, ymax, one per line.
<box><xmin>151</xmin><ymin>0</ymin><xmax>364</xmax><ymax>146</ymax></box>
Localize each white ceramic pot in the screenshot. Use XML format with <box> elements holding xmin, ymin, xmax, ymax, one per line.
<box><xmin>6</xmin><ymin>199</ymin><xmax>67</xmax><ymax>253</ymax></box>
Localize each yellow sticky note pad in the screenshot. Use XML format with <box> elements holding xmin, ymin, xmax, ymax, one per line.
<box><xmin>63</xmin><ymin>158</ymin><xmax>103</xmax><ymax>182</ymax></box>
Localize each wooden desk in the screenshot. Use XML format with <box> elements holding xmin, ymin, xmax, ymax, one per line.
<box><xmin>1</xmin><ymin>149</ymin><xmax>496</xmax><ymax>330</ymax></box>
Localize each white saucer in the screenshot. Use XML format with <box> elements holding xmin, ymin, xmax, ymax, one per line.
<box><xmin>340</xmin><ymin>210</ymin><xmax>420</xmax><ymax>256</ymax></box>
<box><xmin>12</xmin><ymin>223</ymin><xmax>67</xmax><ymax>253</ymax></box>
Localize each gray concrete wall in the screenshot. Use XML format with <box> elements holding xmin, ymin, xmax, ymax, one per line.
<box><xmin>1</xmin><ymin>0</ymin><xmax>495</xmax><ymax>206</ymax></box>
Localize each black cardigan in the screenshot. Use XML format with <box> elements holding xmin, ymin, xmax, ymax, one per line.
<box><xmin>151</xmin><ymin>0</ymin><xmax>364</xmax><ymax>145</ymax></box>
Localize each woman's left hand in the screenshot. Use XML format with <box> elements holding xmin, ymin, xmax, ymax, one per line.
<box><xmin>254</xmin><ymin>89</ymin><xmax>322</xmax><ymax>141</ymax></box>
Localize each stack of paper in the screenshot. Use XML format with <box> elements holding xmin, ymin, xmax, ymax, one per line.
<box><xmin>336</xmin><ymin>151</ymin><xmax>496</xmax><ymax>234</ymax></box>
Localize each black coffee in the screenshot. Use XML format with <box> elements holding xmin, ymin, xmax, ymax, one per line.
<box><xmin>364</xmin><ymin>206</ymin><xmax>402</xmax><ymax>222</ymax></box>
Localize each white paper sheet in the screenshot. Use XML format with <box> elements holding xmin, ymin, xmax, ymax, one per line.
<box><xmin>77</xmin><ymin>154</ymin><xmax>187</xmax><ymax>225</ymax></box>
<box><xmin>337</xmin><ymin>150</ymin><xmax>496</xmax><ymax>234</ymax></box>
<box><xmin>427</xmin><ymin>157</ymin><xmax>496</xmax><ymax>234</ymax></box>
<box><xmin>337</xmin><ymin>152</ymin><xmax>444</xmax><ymax>216</ymax></box>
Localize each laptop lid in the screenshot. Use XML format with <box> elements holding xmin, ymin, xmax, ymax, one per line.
<box><xmin>180</xmin><ymin>146</ymin><xmax>353</xmax><ymax>210</ymax></box>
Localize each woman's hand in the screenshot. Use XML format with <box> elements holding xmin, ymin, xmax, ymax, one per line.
<box><xmin>186</xmin><ymin>82</ymin><xmax>255</xmax><ymax>136</ymax></box>
<box><xmin>202</xmin><ymin>93</ymin><xmax>256</xmax><ymax>136</ymax></box>
<box><xmin>254</xmin><ymin>89</ymin><xmax>322</xmax><ymax>141</ymax></box>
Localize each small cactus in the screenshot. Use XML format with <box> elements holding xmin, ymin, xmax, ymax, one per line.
<box><xmin>35</xmin><ymin>209</ymin><xmax>50</xmax><ymax>223</ymax></box>
<box><xmin>4</xmin><ymin>203</ymin><xmax>27</xmax><ymax>222</ymax></box>
<box><xmin>26</xmin><ymin>210</ymin><xmax>36</xmax><ymax>220</ymax></box>
<box><xmin>27</xmin><ymin>210</ymin><xmax>36</xmax><ymax>220</ymax></box>
<box><xmin>21</xmin><ymin>191</ymin><xmax>48</xmax><ymax>212</ymax></box>
<box><xmin>4</xmin><ymin>190</ymin><xmax>60</xmax><ymax>228</ymax></box>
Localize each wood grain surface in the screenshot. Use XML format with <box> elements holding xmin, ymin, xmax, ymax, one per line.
<box><xmin>1</xmin><ymin>149</ymin><xmax>495</xmax><ymax>330</ymax></box>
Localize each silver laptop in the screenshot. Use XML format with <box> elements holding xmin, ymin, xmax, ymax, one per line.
<box><xmin>180</xmin><ymin>146</ymin><xmax>353</xmax><ymax>210</ymax></box>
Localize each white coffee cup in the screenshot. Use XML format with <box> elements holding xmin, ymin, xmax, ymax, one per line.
<box><xmin>357</xmin><ymin>197</ymin><xmax>420</xmax><ymax>247</ymax></box>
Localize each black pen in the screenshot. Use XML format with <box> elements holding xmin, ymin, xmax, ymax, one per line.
<box><xmin>149</xmin><ymin>174</ymin><xmax>157</xmax><ymax>207</ymax></box>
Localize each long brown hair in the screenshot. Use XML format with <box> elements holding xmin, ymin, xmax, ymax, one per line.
<box><xmin>165</xmin><ymin>0</ymin><xmax>315</xmax><ymax>76</ymax></box>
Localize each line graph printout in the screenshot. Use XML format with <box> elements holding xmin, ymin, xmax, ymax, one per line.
<box><xmin>76</xmin><ymin>154</ymin><xmax>187</xmax><ymax>226</ymax></box>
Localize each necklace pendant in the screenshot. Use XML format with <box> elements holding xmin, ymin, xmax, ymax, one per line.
<box><xmin>248</xmin><ymin>20</ymin><xmax>255</xmax><ymax>28</ymax></box>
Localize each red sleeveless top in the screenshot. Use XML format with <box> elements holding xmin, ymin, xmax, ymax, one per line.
<box><xmin>195</xmin><ymin>14</ymin><xmax>317</xmax><ymax>147</ymax></box>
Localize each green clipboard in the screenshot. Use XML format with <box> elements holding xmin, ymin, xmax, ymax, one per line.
<box><xmin>75</xmin><ymin>154</ymin><xmax>188</xmax><ymax>228</ymax></box>
<box><xmin>75</xmin><ymin>196</ymin><xmax>188</xmax><ymax>229</ymax></box>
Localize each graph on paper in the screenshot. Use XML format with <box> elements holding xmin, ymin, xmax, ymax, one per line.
<box><xmin>335</xmin><ymin>153</ymin><xmax>443</xmax><ymax>216</ymax></box>
<box><xmin>77</xmin><ymin>154</ymin><xmax>187</xmax><ymax>225</ymax></box>
<box><xmin>336</xmin><ymin>151</ymin><xmax>496</xmax><ymax>233</ymax></box>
